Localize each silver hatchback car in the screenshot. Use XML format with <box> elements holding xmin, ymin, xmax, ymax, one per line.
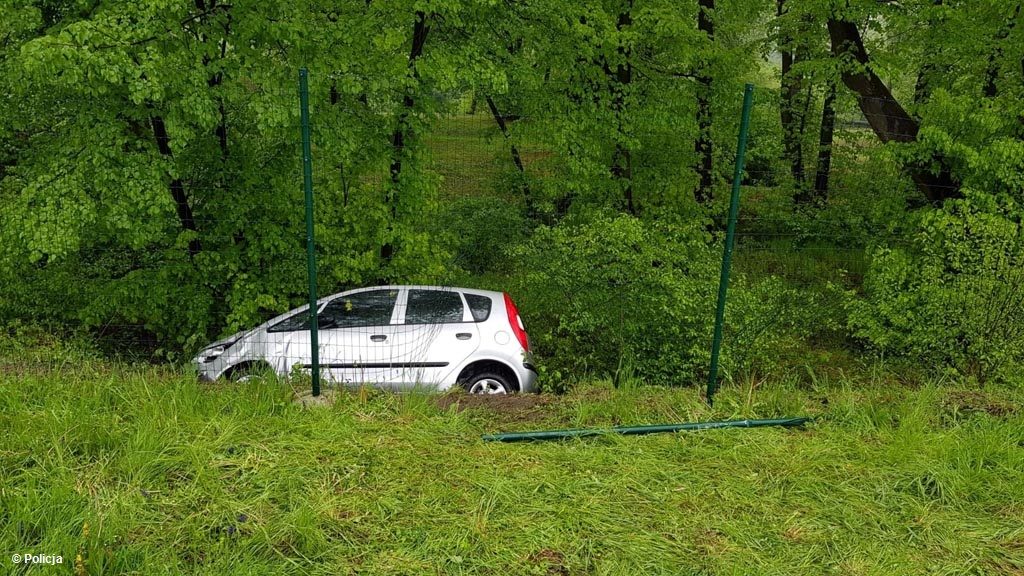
<box><xmin>194</xmin><ymin>286</ymin><xmax>537</xmax><ymax>394</ymax></box>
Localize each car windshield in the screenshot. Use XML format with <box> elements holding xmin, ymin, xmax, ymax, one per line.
<box><xmin>267</xmin><ymin>309</ymin><xmax>311</xmax><ymax>333</ymax></box>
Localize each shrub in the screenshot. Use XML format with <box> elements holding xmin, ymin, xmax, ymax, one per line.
<box><xmin>509</xmin><ymin>212</ymin><xmax>831</xmax><ymax>389</ymax></box>
<box><xmin>440</xmin><ymin>195</ymin><xmax>532</xmax><ymax>275</ymax></box>
<box><xmin>847</xmin><ymin>195</ymin><xmax>1024</xmax><ymax>382</ymax></box>
<box><xmin>722</xmin><ymin>275</ymin><xmax>836</xmax><ymax>377</ymax></box>
<box><xmin>509</xmin><ymin>213</ymin><xmax>719</xmax><ymax>387</ymax></box>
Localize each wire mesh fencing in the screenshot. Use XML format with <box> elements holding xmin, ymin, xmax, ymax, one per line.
<box><xmin>3</xmin><ymin>66</ymin><xmax>1020</xmax><ymax>392</ymax></box>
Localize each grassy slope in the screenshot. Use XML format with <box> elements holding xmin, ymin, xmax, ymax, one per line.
<box><xmin>1</xmin><ymin>359</ymin><xmax>1022</xmax><ymax>575</ymax></box>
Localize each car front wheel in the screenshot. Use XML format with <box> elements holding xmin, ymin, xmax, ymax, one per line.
<box><xmin>463</xmin><ymin>372</ymin><xmax>513</xmax><ymax>395</ymax></box>
<box><xmin>227</xmin><ymin>362</ymin><xmax>272</xmax><ymax>383</ymax></box>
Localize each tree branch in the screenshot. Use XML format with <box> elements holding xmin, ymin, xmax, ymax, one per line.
<box><xmin>827</xmin><ymin>16</ymin><xmax>960</xmax><ymax>204</ymax></box>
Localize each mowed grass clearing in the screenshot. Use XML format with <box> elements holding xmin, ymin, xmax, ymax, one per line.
<box><xmin>424</xmin><ymin>113</ymin><xmax>554</xmax><ymax>200</ymax></box>
<box><xmin>1</xmin><ymin>360</ymin><xmax>1022</xmax><ymax>575</ymax></box>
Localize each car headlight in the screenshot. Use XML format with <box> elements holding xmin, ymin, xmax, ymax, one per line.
<box><xmin>199</xmin><ymin>345</ymin><xmax>228</xmax><ymax>363</ymax></box>
<box><xmin>197</xmin><ymin>334</ymin><xmax>243</xmax><ymax>363</ymax></box>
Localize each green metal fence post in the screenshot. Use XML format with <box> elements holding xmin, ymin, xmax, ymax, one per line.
<box><xmin>706</xmin><ymin>83</ymin><xmax>754</xmax><ymax>407</ymax></box>
<box><xmin>299</xmin><ymin>68</ymin><xmax>321</xmax><ymax>397</ymax></box>
<box><xmin>482</xmin><ymin>417</ymin><xmax>811</xmax><ymax>442</ymax></box>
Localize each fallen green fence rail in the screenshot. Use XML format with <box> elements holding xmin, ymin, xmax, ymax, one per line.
<box><xmin>481</xmin><ymin>417</ymin><xmax>811</xmax><ymax>443</ymax></box>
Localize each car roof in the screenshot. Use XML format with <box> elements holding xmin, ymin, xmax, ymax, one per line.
<box><xmin>321</xmin><ymin>285</ymin><xmax>505</xmax><ymax>302</ymax></box>
<box><xmin>251</xmin><ymin>286</ymin><xmax>506</xmax><ymax>334</ymax></box>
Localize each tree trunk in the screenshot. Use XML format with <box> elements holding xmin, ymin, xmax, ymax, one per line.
<box><xmin>778</xmin><ymin>0</ymin><xmax>806</xmax><ymax>196</ymax></box>
<box><xmin>485</xmin><ymin>96</ymin><xmax>533</xmax><ymax>213</ymax></box>
<box><xmin>150</xmin><ymin>116</ymin><xmax>201</xmax><ymax>257</ymax></box>
<box><xmin>913</xmin><ymin>67</ymin><xmax>932</xmax><ymax>108</ymax></box>
<box><xmin>826</xmin><ymin>17</ymin><xmax>960</xmax><ymax>204</ymax></box>
<box><xmin>812</xmin><ymin>80</ymin><xmax>836</xmax><ymax>203</ymax></box>
<box><xmin>197</xmin><ymin>0</ymin><xmax>230</xmax><ymax>162</ymax></box>
<box><xmin>984</xmin><ymin>3</ymin><xmax>1021</xmax><ymax>98</ymax></box>
<box><xmin>781</xmin><ymin>54</ymin><xmax>807</xmax><ymax>193</ymax></box>
<box><xmin>209</xmin><ymin>15</ymin><xmax>230</xmax><ymax>162</ymax></box>
<box><xmin>330</xmin><ymin>83</ymin><xmax>350</xmax><ymax>207</ymax></box>
<box><xmin>694</xmin><ymin>0</ymin><xmax>714</xmax><ymax>204</ymax></box>
<box><xmin>382</xmin><ymin>10</ymin><xmax>430</xmax><ymax>264</ymax></box>
<box><xmin>605</xmin><ymin>3</ymin><xmax>635</xmax><ymax>215</ymax></box>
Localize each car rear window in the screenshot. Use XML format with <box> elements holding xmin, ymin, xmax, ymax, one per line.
<box><xmin>464</xmin><ymin>294</ymin><xmax>492</xmax><ymax>322</ymax></box>
<box><xmin>405</xmin><ymin>290</ymin><xmax>464</xmax><ymax>324</ymax></box>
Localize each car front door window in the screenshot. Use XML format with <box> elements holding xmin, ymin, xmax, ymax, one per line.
<box><xmin>319</xmin><ymin>290</ymin><xmax>397</xmax><ymax>329</ymax></box>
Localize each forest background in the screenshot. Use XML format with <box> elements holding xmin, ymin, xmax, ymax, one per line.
<box><xmin>1</xmin><ymin>0</ymin><xmax>1023</xmax><ymax>388</ymax></box>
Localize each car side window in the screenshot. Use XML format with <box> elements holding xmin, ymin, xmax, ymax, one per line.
<box><xmin>319</xmin><ymin>290</ymin><xmax>398</xmax><ymax>329</ymax></box>
<box><xmin>464</xmin><ymin>294</ymin><xmax>492</xmax><ymax>322</ymax></box>
<box><xmin>404</xmin><ymin>290</ymin><xmax>465</xmax><ymax>325</ymax></box>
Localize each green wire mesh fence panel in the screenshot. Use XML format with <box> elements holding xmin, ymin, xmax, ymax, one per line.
<box><xmin>3</xmin><ymin>16</ymin><xmax>1021</xmax><ymax>394</ymax></box>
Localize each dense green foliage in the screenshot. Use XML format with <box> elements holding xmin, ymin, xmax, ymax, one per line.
<box><xmin>849</xmin><ymin>198</ymin><xmax>1024</xmax><ymax>382</ymax></box>
<box><xmin>510</xmin><ymin>213</ymin><xmax>718</xmax><ymax>386</ymax></box>
<box><xmin>2</xmin><ymin>0</ymin><xmax>1023</xmax><ymax>383</ymax></box>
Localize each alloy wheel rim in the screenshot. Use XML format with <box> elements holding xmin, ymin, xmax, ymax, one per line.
<box><xmin>469</xmin><ymin>378</ymin><xmax>507</xmax><ymax>395</ymax></box>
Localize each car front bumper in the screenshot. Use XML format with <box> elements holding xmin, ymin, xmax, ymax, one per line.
<box><xmin>194</xmin><ymin>355</ymin><xmax>228</xmax><ymax>382</ymax></box>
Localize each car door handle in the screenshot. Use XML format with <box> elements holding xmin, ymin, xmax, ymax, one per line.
<box><xmin>370</xmin><ymin>334</ymin><xmax>387</xmax><ymax>342</ymax></box>
<box><xmin>456</xmin><ymin>333</ymin><xmax>472</xmax><ymax>340</ymax></box>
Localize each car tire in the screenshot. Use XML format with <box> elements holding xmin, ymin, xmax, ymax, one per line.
<box><xmin>462</xmin><ymin>372</ymin><xmax>513</xmax><ymax>395</ymax></box>
<box><xmin>227</xmin><ymin>362</ymin><xmax>272</xmax><ymax>383</ymax></box>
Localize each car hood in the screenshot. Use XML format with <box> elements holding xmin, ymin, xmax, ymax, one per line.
<box><xmin>202</xmin><ymin>330</ymin><xmax>248</xmax><ymax>351</ymax></box>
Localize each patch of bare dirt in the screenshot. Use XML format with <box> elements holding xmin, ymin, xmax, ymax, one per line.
<box><xmin>695</xmin><ymin>528</ymin><xmax>730</xmax><ymax>556</ymax></box>
<box><xmin>435</xmin><ymin>391</ymin><xmax>556</xmax><ymax>424</ymax></box>
<box><xmin>292</xmin><ymin>388</ymin><xmax>343</xmax><ymax>409</ymax></box>
<box><xmin>571</xmin><ymin>386</ymin><xmax>614</xmax><ymax>403</ymax></box>
<box><xmin>436</xmin><ymin>391</ymin><xmax>553</xmax><ymax>412</ymax></box>
<box><xmin>527</xmin><ymin>549</ymin><xmax>568</xmax><ymax>576</ymax></box>
<box><xmin>520</xmin><ymin>150</ymin><xmax>554</xmax><ymax>165</ymax></box>
<box><xmin>0</xmin><ymin>362</ymin><xmax>37</xmax><ymax>377</ymax></box>
<box><xmin>782</xmin><ymin>524</ymin><xmax>806</xmax><ymax>543</ymax></box>
<box><xmin>997</xmin><ymin>504</ymin><xmax>1024</xmax><ymax>520</ymax></box>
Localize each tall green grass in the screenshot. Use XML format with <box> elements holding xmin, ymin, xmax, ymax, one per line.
<box><xmin>1</xmin><ymin>363</ymin><xmax>1022</xmax><ymax>575</ymax></box>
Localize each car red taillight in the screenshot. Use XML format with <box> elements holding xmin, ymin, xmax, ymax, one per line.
<box><xmin>503</xmin><ymin>292</ymin><xmax>530</xmax><ymax>351</ymax></box>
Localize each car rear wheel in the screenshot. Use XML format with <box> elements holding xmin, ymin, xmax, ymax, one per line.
<box><xmin>463</xmin><ymin>372</ymin><xmax>513</xmax><ymax>395</ymax></box>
